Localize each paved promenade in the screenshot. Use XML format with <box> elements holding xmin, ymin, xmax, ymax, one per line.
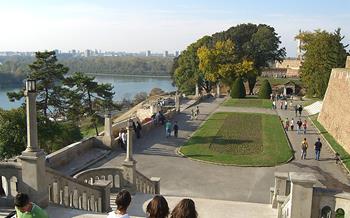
<box><xmin>89</xmin><ymin>97</ymin><xmax>350</xmax><ymax>204</ymax></box>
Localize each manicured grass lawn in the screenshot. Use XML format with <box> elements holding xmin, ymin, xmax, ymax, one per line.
<box><xmin>180</xmin><ymin>112</ymin><xmax>293</xmax><ymax>166</ymax></box>
<box><xmin>223</xmin><ymin>98</ymin><xmax>272</xmax><ymax>109</ymax></box>
<box><xmin>310</xmin><ymin>114</ymin><xmax>350</xmax><ymax>170</ymax></box>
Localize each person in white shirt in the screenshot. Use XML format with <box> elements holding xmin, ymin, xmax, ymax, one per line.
<box><xmin>107</xmin><ymin>189</ymin><xmax>131</xmax><ymax>218</ymax></box>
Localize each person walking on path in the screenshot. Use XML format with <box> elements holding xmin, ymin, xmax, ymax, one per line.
<box><xmin>303</xmin><ymin>119</ymin><xmax>308</xmax><ymax>134</ymax></box>
<box><xmin>297</xmin><ymin>119</ymin><xmax>303</xmax><ymax>134</ymax></box>
<box><xmin>284</xmin><ymin>100</ymin><xmax>288</xmax><ymax>110</ymax></box>
<box><xmin>165</xmin><ymin>120</ymin><xmax>172</xmax><ymax>138</ymax></box>
<box><xmin>279</xmin><ymin>101</ymin><xmax>283</xmax><ymax>110</ymax></box>
<box><xmin>294</xmin><ymin>105</ymin><xmax>298</xmax><ymax>117</ymax></box>
<box><xmin>173</xmin><ymin>121</ymin><xmax>179</xmax><ymax>138</ymax></box>
<box><xmin>290</xmin><ymin>118</ymin><xmax>294</xmax><ymax>131</ymax></box>
<box><xmin>191</xmin><ymin>108</ymin><xmax>195</xmax><ymax>120</ymax></box>
<box><xmin>314</xmin><ymin>138</ymin><xmax>323</xmax><ymax>161</ymax></box>
<box><xmin>196</xmin><ymin>106</ymin><xmax>200</xmax><ymax>119</ymax></box>
<box><xmin>301</xmin><ymin>138</ymin><xmax>308</xmax><ymax>160</ymax></box>
<box><xmin>14</xmin><ymin>193</ymin><xmax>48</xmax><ymax>218</ymax></box>
<box><xmin>298</xmin><ymin>105</ymin><xmax>303</xmax><ymax>117</ymax></box>
<box><xmin>272</xmin><ymin>100</ymin><xmax>276</xmax><ymax>109</ymax></box>
<box><xmin>285</xmin><ymin>118</ymin><xmax>289</xmax><ymax>131</ymax></box>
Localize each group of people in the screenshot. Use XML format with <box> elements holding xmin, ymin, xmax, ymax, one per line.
<box><xmin>300</xmin><ymin>137</ymin><xmax>323</xmax><ymax>161</ymax></box>
<box><xmin>165</xmin><ymin>120</ymin><xmax>179</xmax><ymax>138</ymax></box>
<box><xmin>272</xmin><ymin>99</ymin><xmax>303</xmax><ymax>117</ymax></box>
<box><xmin>284</xmin><ymin>118</ymin><xmax>308</xmax><ymax>134</ymax></box>
<box><xmin>107</xmin><ymin>189</ymin><xmax>198</xmax><ymax>218</ymax></box>
<box><xmin>190</xmin><ymin>106</ymin><xmax>200</xmax><ymax>120</ymax></box>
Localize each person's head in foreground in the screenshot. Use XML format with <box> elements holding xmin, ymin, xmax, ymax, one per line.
<box><xmin>14</xmin><ymin>193</ymin><xmax>48</xmax><ymax>218</ymax></box>
<box><xmin>108</xmin><ymin>189</ymin><xmax>131</xmax><ymax>218</ymax></box>
<box><xmin>170</xmin><ymin>198</ymin><xmax>198</xmax><ymax>218</ymax></box>
<box><xmin>146</xmin><ymin>195</ymin><xmax>169</xmax><ymax>218</ymax></box>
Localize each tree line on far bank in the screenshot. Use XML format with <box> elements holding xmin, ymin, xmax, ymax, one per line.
<box><xmin>0</xmin><ymin>51</ymin><xmax>116</xmax><ymax>160</ymax></box>
<box><xmin>0</xmin><ymin>56</ymin><xmax>173</xmax><ymax>87</ymax></box>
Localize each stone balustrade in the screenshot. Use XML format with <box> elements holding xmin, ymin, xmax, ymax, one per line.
<box><xmin>280</xmin><ymin>194</ymin><xmax>291</xmax><ymax>218</ymax></box>
<box><xmin>0</xmin><ymin>162</ymin><xmax>22</xmax><ymax>207</ymax></box>
<box><xmin>74</xmin><ymin>167</ymin><xmax>125</xmax><ymax>193</ymax></box>
<box><xmin>135</xmin><ymin>170</ymin><xmax>160</xmax><ymax>195</ymax></box>
<box><xmin>46</xmin><ymin>168</ymin><xmax>110</xmax><ymax>213</ymax></box>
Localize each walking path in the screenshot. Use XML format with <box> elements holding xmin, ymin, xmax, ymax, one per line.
<box><xmin>88</xmin><ymin>97</ymin><xmax>350</xmax><ymax>204</ymax></box>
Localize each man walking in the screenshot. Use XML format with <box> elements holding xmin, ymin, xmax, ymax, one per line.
<box><xmin>297</xmin><ymin>119</ymin><xmax>303</xmax><ymax>134</ymax></box>
<box><xmin>301</xmin><ymin>138</ymin><xmax>308</xmax><ymax>160</ymax></box>
<box><xmin>314</xmin><ymin>138</ymin><xmax>322</xmax><ymax>160</ymax></box>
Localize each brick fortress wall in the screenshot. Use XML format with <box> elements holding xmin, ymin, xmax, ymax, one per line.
<box><xmin>318</xmin><ymin>59</ymin><xmax>350</xmax><ymax>153</ymax></box>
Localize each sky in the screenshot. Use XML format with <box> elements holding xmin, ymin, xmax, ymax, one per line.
<box><xmin>0</xmin><ymin>0</ymin><xmax>349</xmax><ymax>57</ymax></box>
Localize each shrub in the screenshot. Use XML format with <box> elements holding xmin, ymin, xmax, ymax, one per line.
<box><xmin>230</xmin><ymin>77</ymin><xmax>246</xmax><ymax>98</ymax></box>
<box><xmin>149</xmin><ymin>88</ymin><xmax>165</xmax><ymax>96</ymax></box>
<box><xmin>259</xmin><ymin>79</ymin><xmax>272</xmax><ymax>99</ymax></box>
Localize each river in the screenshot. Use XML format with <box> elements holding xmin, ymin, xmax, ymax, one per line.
<box><xmin>0</xmin><ymin>74</ymin><xmax>176</xmax><ymax>110</ymax></box>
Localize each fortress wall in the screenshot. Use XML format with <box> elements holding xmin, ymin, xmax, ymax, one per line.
<box><xmin>318</xmin><ymin>68</ymin><xmax>350</xmax><ymax>153</ymax></box>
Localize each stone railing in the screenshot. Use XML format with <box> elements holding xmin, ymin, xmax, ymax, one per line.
<box><xmin>135</xmin><ymin>170</ymin><xmax>160</xmax><ymax>195</ymax></box>
<box><xmin>280</xmin><ymin>194</ymin><xmax>291</xmax><ymax>218</ymax></box>
<box><xmin>46</xmin><ymin>168</ymin><xmax>111</xmax><ymax>213</ymax></box>
<box><xmin>0</xmin><ymin>162</ymin><xmax>22</xmax><ymax>207</ymax></box>
<box><xmin>74</xmin><ymin>167</ymin><xmax>125</xmax><ymax>193</ymax></box>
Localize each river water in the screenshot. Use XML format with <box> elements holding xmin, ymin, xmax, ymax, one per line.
<box><xmin>0</xmin><ymin>75</ymin><xmax>176</xmax><ymax>110</ymax></box>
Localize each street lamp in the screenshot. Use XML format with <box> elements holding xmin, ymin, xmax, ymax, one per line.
<box><xmin>26</xmin><ymin>79</ymin><xmax>36</xmax><ymax>92</ymax></box>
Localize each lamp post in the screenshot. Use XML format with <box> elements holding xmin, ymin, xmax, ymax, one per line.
<box><xmin>24</xmin><ymin>79</ymin><xmax>40</xmax><ymax>152</ymax></box>
<box><xmin>125</xmin><ymin>119</ymin><xmax>134</xmax><ymax>162</ymax></box>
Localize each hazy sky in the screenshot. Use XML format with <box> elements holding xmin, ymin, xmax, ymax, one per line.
<box><xmin>0</xmin><ymin>0</ymin><xmax>349</xmax><ymax>56</ymax></box>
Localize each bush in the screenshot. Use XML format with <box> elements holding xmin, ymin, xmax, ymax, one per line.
<box><xmin>133</xmin><ymin>92</ymin><xmax>148</xmax><ymax>105</ymax></box>
<box><xmin>259</xmin><ymin>79</ymin><xmax>272</xmax><ymax>99</ymax></box>
<box><xmin>230</xmin><ymin>77</ymin><xmax>246</xmax><ymax>98</ymax></box>
<box><xmin>149</xmin><ymin>88</ymin><xmax>165</xmax><ymax>96</ymax></box>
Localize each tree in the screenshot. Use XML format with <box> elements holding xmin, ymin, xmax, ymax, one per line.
<box><xmin>212</xmin><ymin>23</ymin><xmax>286</xmax><ymax>94</ymax></box>
<box><xmin>230</xmin><ymin>77</ymin><xmax>246</xmax><ymax>98</ymax></box>
<box><xmin>197</xmin><ymin>40</ymin><xmax>254</xmax><ymax>86</ymax></box>
<box><xmin>64</xmin><ymin>72</ymin><xmax>115</xmax><ymax>136</ymax></box>
<box><xmin>296</xmin><ymin>29</ymin><xmax>348</xmax><ymax>98</ymax></box>
<box><xmin>259</xmin><ymin>79</ymin><xmax>272</xmax><ymax>99</ymax></box>
<box><xmin>133</xmin><ymin>92</ymin><xmax>148</xmax><ymax>105</ymax></box>
<box><xmin>7</xmin><ymin>51</ymin><xmax>69</xmax><ymax>119</ymax></box>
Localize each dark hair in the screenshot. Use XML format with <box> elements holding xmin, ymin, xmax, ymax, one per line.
<box><xmin>115</xmin><ymin>189</ymin><xmax>131</xmax><ymax>211</ymax></box>
<box><xmin>14</xmin><ymin>193</ymin><xmax>30</xmax><ymax>208</ymax></box>
<box><xmin>146</xmin><ymin>195</ymin><xmax>169</xmax><ymax>218</ymax></box>
<box><xmin>170</xmin><ymin>199</ymin><xmax>197</xmax><ymax>218</ymax></box>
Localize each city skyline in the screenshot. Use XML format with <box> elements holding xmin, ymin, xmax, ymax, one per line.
<box><xmin>0</xmin><ymin>0</ymin><xmax>349</xmax><ymax>57</ymax></box>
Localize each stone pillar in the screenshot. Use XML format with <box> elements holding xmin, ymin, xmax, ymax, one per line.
<box><xmin>125</xmin><ymin>119</ymin><xmax>134</xmax><ymax>162</ymax></box>
<box><xmin>123</xmin><ymin>119</ymin><xmax>137</xmax><ymax>190</ymax></box>
<box><xmin>216</xmin><ymin>83</ymin><xmax>220</xmax><ymax>97</ymax></box>
<box><xmin>175</xmin><ymin>92</ymin><xmax>180</xmax><ymax>112</ymax></box>
<box><xmin>277</xmin><ymin>195</ymin><xmax>287</xmax><ymax>218</ymax></box>
<box><xmin>102</xmin><ymin>112</ymin><xmax>115</xmax><ymax>149</ymax></box>
<box><xmin>346</xmin><ymin>56</ymin><xmax>350</xmax><ymax>68</ymax></box>
<box><xmin>289</xmin><ymin>172</ymin><xmax>316</xmax><ymax>218</ymax></box>
<box><xmin>151</xmin><ymin>177</ymin><xmax>161</xmax><ymax>194</ymax></box>
<box><xmin>195</xmin><ymin>83</ymin><xmax>199</xmax><ymax>97</ymax></box>
<box><xmin>272</xmin><ymin>172</ymin><xmax>289</xmax><ymax>208</ymax></box>
<box><xmin>19</xmin><ymin>79</ymin><xmax>48</xmax><ymax>208</ymax></box>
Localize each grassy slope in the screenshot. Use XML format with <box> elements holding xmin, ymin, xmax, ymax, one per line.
<box><xmin>310</xmin><ymin>114</ymin><xmax>350</xmax><ymax>170</ymax></box>
<box><xmin>180</xmin><ymin>112</ymin><xmax>293</xmax><ymax>166</ymax></box>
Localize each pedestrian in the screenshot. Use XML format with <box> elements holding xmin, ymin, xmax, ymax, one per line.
<box><xmin>285</xmin><ymin>118</ymin><xmax>289</xmax><ymax>131</ymax></box>
<box><xmin>298</xmin><ymin>105</ymin><xmax>303</xmax><ymax>117</ymax></box>
<box><xmin>272</xmin><ymin>100</ymin><xmax>276</xmax><ymax>109</ymax></box>
<box><xmin>196</xmin><ymin>106</ymin><xmax>200</xmax><ymax>119</ymax></box>
<box><xmin>303</xmin><ymin>119</ymin><xmax>307</xmax><ymax>134</ymax></box>
<box><xmin>191</xmin><ymin>108</ymin><xmax>195</xmax><ymax>120</ymax></box>
<box><xmin>108</xmin><ymin>189</ymin><xmax>131</xmax><ymax>218</ymax></box>
<box><xmin>136</xmin><ymin>121</ymin><xmax>142</xmax><ymax>139</ymax></box>
<box><xmin>170</xmin><ymin>199</ymin><xmax>198</xmax><ymax>218</ymax></box>
<box><xmin>165</xmin><ymin>120</ymin><xmax>172</xmax><ymax>138</ymax></box>
<box><xmin>14</xmin><ymin>193</ymin><xmax>49</xmax><ymax>218</ymax></box>
<box><xmin>284</xmin><ymin>100</ymin><xmax>288</xmax><ymax>110</ymax></box>
<box><xmin>173</xmin><ymin>121</ymin><xmax>179</xmax><ymax>138</ymax></box>
<box><xmin>314</xmin><ymin>138</ymin><xmax>322</xmax><ymax>161</ymax></box>
<box><xmin>279</xmin><ymin>101</ymin><xmax>283</xmax><ymax>110</ymax></box>
<box><xmin>146</xmin><ymin>195</ymin><xmax>169</xmax><ymax>218</ymax></box>
<box><xmin>290</xmin><ymin>118</ymin><xmax>294</xmax><ymax>131</ymax></box>
<box><xmin>289</xmin><ymin>101</ymin><xmax>293</xmax><ymax>109</ymax></box>
<box><xmin>294</xmin><ymin>105</ymin><xmax>298</xmax><ymax>117</ymax></box>
<box><xmin>301</xmin><ymin>138</ymin><xmax>308</xmax><ymax>160</ymax></box>
<box><xmin>118</xmin><ymin>130</ymin><xmax>125</xmax><ymax>150</ymax></box>
<box><xmin>121</xmin><ymin>129</ymin><xmax>127</xmax><ymax>148</ymax></box>
<box><xmin>297</xmin><ymin>119</ymin><xmax>302</xmax><ymax>134</ymax></box>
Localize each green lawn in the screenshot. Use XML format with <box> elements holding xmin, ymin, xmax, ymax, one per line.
<box><xmin>310</xmin><ymin>114</ymin><xmax>350</xmax><ymax>170</ymax></box>
<box><xmin>180</xmin><ymin>112</ymin><xmax>293</xmax><ymax>166</ymax></box>
<box><xmin>80</xmin><ymin>118</ymin><xmax>104</xmax><ymax>138</ymax></box>
<box><xmin>257</xmin><ymin>77</ymin><xmax>302</xmax><ymax>86</ymax></box>
<box><xmin>223</xmin><ymin>98</ymin><xmax>272</xmax><ymax>109</ymax></box>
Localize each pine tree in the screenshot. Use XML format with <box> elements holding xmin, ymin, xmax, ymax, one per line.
<box><xmin>259</xmin><ymin>79</ymin><xmax>272</xmax><ymax>99</ymax></box>
<box><xmin>230</xmin><ymin>77</ymin><xmax>246</xmax><ymax>98</ymax></box>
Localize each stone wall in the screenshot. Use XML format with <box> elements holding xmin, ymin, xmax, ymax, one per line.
<box><xmin>346</xmin><ymin>56</ymin><xmax>350</xmax><ymax>68</ymax></box>
<box><xmin>318</xmin><ymin>68</ymin><xmax>350</xmax><ymax>153</ymax></box>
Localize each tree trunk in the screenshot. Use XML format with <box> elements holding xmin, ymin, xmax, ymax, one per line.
<box><xmin>87</xmin><ymin>91</ymin><xmax>99</xmax><ymax>136</ymax></box>
<box><xmin>44</xmin><ymin>87</ymin><xmax>49</xmax><ymax>118</ymax></box>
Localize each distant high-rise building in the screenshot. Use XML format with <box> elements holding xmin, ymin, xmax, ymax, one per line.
<box><xmin>84</xmin><ymin>49</ymin><xmax>92</xmax><ymax>57</ymax></box>
<box><xmin>164</xmin><ymin>50</ymin><xmax>169</xmax><ymax>57</ymax></box>
<box><xmin>147</xmin><ymin>50</ymin><xmax>151</xmax><ymax>57</ymax></box>
<box><xmin>175</xmin><ymin>51</ymin><xmax>179</xmax><ymax>57</ymax></box>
